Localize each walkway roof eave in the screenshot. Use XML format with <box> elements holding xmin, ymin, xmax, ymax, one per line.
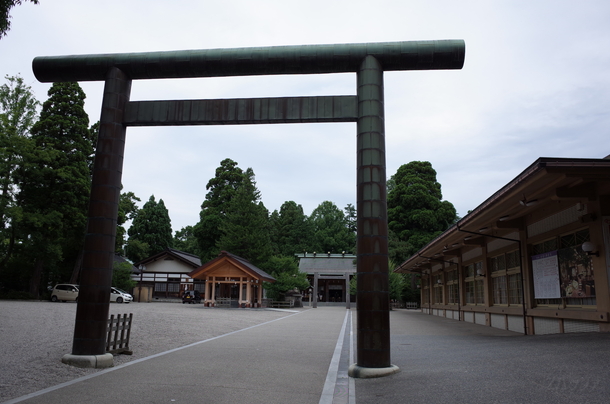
<box><xmin>394</xmin><ymin>157</ymin><xmax>610</xmax><ymax>274</ymax></box>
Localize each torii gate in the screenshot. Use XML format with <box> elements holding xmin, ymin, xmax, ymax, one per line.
<box><xmin>33</xmin><ymin>40</ymin><xmax>465</xmax><ymax>376</ymax></box>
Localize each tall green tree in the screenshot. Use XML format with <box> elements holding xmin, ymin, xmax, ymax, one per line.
<box><xmin>270</xmin><ymin>201</ymin><xmax>313</xmax><ymax>256</ymax></box>
<box><xmin>127</xmin><ymin>195</ymin><xmax>173</xmax><ymax>260</ymax></box>
<box><xmin>194</xmin><ymin>158</ymin><xmax>247</xmax><ymax>261</ymax></box>
<box><xmin>1</xmin><ymin>0</ymin><xmax>39</xmax><ymax>38</ymax></box>
<box><xmin>344</xmin><ymin>203</ymin><xmax>356</xmax><ymax>235</ymax></box>
<box><xmin>217</xmin><ymin>168</ymin><xmax>272</xmax><ymax>266</ymax></box>
<box><xmin>124</xmin><ymin>239</ymin><xmax>150</xmax><ymax>263</ymax></box>
<box><xmin>173</xmin><ymin>225</ymin><xmax>199</xmax><ymax>255</ymax></box>
<box><xmin>16</xmin><ymin>82</ymin><xmax>93</xmax><ymax>297</ymax></box>
<box><xmin>387</xmin><ymin>161</ymin><xmax>457</xmax><ymax>263</ymax></box>
<box><xmin>309</xmin><ymin>201</ymin><xmax>355</xmax><ymax>254</ymax></box>
<box><xmin>116</xmin><ymin>189</ymin><xmax>140</xmax><ymax>254</ymax></box>
<box><xmin>0</xmin><ymin>75</ymin><xmax>39</xmax><ymax>271</ymax></box>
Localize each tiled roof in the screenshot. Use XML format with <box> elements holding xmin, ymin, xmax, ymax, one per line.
<box><xmin>135</xmin><ymin>248</ymin><xmax>201</xmax><ymax>268</ymax></box>
<box><xmin>167</xmin><ymin>248</ymin><xmax>201</xmax><ymax>267</ymax></box>
<box><xmin>222</xmin><ymin>251</ymin><xmax>276</xmax><ymax>282</ymax></box>
<box><xmin>114</xmin><ymin>254</ymin><xmax>139</xmax><ymax>273</ymax></box>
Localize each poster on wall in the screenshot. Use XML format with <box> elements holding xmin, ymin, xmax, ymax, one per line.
<box><xmin>532</xmin><ymin>251</ymin><xmax>561</xmax><ymax>299</ymax></box>
<box><xmin>558</xmin><ymin>245</ymin><xmax>595</xmax><ymax>298</ymax></box>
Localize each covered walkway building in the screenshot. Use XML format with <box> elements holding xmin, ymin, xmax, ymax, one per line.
<box><xmin>396</xmin><ymin>157</ymin><xmax>610</xmax><ymax>335</ymax></box>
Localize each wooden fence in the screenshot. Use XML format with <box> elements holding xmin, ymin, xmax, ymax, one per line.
<box><xmin>106</xmin><ymin>313</ymin><xmax>133</xmax><ymax>355</ymax></box>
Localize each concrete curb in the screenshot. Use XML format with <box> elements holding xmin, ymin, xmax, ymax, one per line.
<box><xmin>348</xmin><ymin>363</ymin><xmax>400</xmax><ymax>379</ymax></box>
<box><xmin>61</xmin><ymin>353</ymin><xmax>114</xmax><ymax>369</ymax></box>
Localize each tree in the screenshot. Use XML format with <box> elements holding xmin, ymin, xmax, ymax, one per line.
<box><xmin>116</xmin><ymin>189</ymin><xmax>140</xmax><ymax>254</ymax></box>
<box><xmin>387</xmin><ymin>161</ymin><xmax>457</xmax><ymax>263</ymax></box>
<box><xmin>344</xmin><ymin>203</ymin><xmax>356</xmax><ymax>235</ymax></box>
<box><xmin>1</xmin><ymin>0</ymin><xmax>39</xmax><ymax>38</ymax></box>
<box><xmin>173</xmin><ymin>225</ymin><xmax>199</xmax><ymax>255</ymax></box>
<box><xmin>0</xmin><ymin>74</ymin><xmax>39</xmax><ymax>271</ymax></box>
<box><xmin>112</xmin><ymin>261</ymin><xmax>136</xmax><ymax>291</ymax></box>
<box><xmin>16</xmin><ymin>82</ymin><xmax>93</xmax><ymax>297</ymax></box>
<box><xmin>124</xmin><ymin>239</ymin><xmax>150</xmax><ymax>263</ymax></box>
<box><xmin>127</xmin><ymin>195</ymin><xmax>173</xmax><ymax>259</ymax></box>
<box><xmin>262</xmin><ymin>255</ymin><xmax>309</xmax><ymax>301</ymax></box>
<box><xmin>216</xmin><ymin>168</ymin><xmax>272</xmax><ymax>266</ymax></box>
<box><xmin>194</xmin><ymin>158</ymin><xmax>246</xmax><ymax>261</ymax></box>
<box><xmin>309</xmin><ymin>201</ymin><xmax>355</xmax><ymax>254</ymax></box>
<box><xmin>270</xmin><ymin>201</ymin><xmax>313</xmax><ymax>256</ymax></box>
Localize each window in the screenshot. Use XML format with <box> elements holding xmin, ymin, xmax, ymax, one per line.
<box><xmin>433</xmin><ymin>273</ymin><xmax>443</xmax><ymax>304</ymax></box>
<box><xmin>464</xmin><ymin>261</ymin><xmax>485</xmax><ymax>305</ymax></box>
<box><xmin>193</xmin><ymin>281</ymin><xmax>206</xmax><ymax>292</ymax></box>
<box><xmin>422</xmin><ymin>278</ymin><xmax>430</xmax><ymax>306</ymax></box>
<box><xmin>447</xmin><ymin>269</ymin><xmax>459</xmax><ymax>304</ymax></box>
<box><xmin>490</xmin><ymin>250</ymin><xmax>522</xmax><ymax>306</ymax></box>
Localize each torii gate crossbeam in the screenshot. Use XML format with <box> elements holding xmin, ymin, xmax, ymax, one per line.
<box><xmin>33</xmin><ymin>40</ymin><xmax>465</xmax><ymax>376</ymax></box>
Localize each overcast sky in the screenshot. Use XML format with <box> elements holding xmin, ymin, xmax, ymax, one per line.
<box><xmin>2</xmin><ymin>1</ymin><xmax>610</xmax><ymax>234</ymax></box>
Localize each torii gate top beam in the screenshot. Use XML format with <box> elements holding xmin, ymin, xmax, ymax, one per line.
<box><xmin>32</xmin><ymin>40</ymin><xmax>464</xmax><ymax>82</ymax></box>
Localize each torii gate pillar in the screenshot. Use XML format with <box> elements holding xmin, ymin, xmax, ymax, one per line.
<box><xmin>349</xmin><ymin>55</ymin><xmax>399</xmax><ymax>377</ymax></box>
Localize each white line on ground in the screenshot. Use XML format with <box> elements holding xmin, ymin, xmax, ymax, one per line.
<box><xmin>319</xmin><ymin>310</ymin><xmax>350</xmax><ymax>404</ymax></box>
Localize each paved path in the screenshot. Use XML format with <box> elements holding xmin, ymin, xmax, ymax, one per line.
<box><xmin>4</xmin><ymin>307</ymin><xmax>354</xmax><ymax>404</ymax></box>
<box><xmin>6</xmin><ymin>308</ymin><xmax>610</xmax><ymax>404</ymax></box>
<box><xmin>356</xmin><ymin>310</ymin><xmax>610</xmax><ymax>404</ymax></box>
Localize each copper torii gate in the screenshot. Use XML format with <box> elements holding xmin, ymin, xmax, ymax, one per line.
<box><xmin>33</xmin><ymin>40</ymin><xmax>465</xmax><ymax>376</ymax></box>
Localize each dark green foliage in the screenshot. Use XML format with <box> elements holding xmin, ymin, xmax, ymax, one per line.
<box><xmin>15</xmin><ymin>82</ymin><xmax>93</xmax><ymax>297</ymax></box>
<box><xmin>124</xmin><ymin>239</ymin><xmax>150</xmax><ymax>263</ymax></box>
<box><xmin>387</xmin><ymin>161</ymin><xmax>457</xmax><ymax>263</ymax></box>
<box><xmin>309</xmin><ymin>201</ymin><xmax>355</xmax><ymax>254</ymax></box>
<box><xmin>0</xmin><ymin>290</ymin><xmax>34</xmax><ymax>300</ymax></box>
<box><xmin>216</xmin><ymin>168</ymin><xmax>272</xmax><ymax>266</ymax></box>
<box><xmin>389</xmin><ymin>271</ymin><xmax>405</xmax><ymax>302</ymax></box>
<box><xmin>127</xmin><ymin>195</ymin><xmax>173</xmax><ymax>258</ymax></box>
<box><xmin>173</xmin><ymin>225</ymin><xmax>199</xmax><ymax>256</ymax></box>
<box><xmin>194</xmin><ymin>158</ymin><xmax>246</xmax><ymax>261</ymax></box>
<box><xmin>112</xmin><ymin>261</ymin><xmax>136</xmax><ymax>291</ymax></box>
<box><xmin>0</xmin><ymin>0</ymin><xmax>39</xmax><ymax>38</ymax></box>
<box><xmin>270</xmin><ymin>201</ymin><xmax>313</xmax><ymax>256</ymax></box>
<box><xmin>401</xmin><ymin>275</ymin><xmax>421</xmax><ymax>304</ymax></box>
<box><xmin>262</xmin><ymin>255</ymin><xmax>309</xmax><ymax>300</ymax></box>
<box><xmin>0</xmin><ymin>75</ymin><xmax>39</xmax><ymax>272</ymax></box>
<box><xmin>116</xmin><ymin>190</ymin><xmax>140</xmax><ymax>254</ymax></box>
<box><xmin>344</xmin><ymin>203</ymin><xmax>356</xmax><ymax>235</ymax></box>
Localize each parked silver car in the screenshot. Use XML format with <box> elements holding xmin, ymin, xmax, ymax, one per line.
<box><xmin>111</xmin><ymin>287</ymin><xmax>133</xmax><ymax>303</ymax></box>
<box><xmin>50</xmin><ymin>284</ymin><xmax>79</xmax><ymax>302</ymax></box>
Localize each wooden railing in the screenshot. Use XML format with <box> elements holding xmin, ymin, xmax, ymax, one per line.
<box><xmin>106</xmin><ymin>313</ymin><xmax>133</xmax><ymax>355</ymax></box>
<box><xmin>268</xmin><ymin>300</ymin><xmax>295</xmax><ymax>309</ymax></box>
<box><xmin>215</xmin><ymin>297</ymin><xmax>232</xmax><ymax>307</ymax></box>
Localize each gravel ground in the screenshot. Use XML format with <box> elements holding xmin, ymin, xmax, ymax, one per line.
<box><xmin>0</xmin><ymin>300</ymin><xmax>294</xmax><ymax>403</ymax></box>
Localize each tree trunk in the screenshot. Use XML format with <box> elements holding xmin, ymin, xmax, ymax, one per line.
<box><xmin>0</xmin><ymin>224</ymin><xmax>16</xmax><ymax>271</ymax></box>
<box><xmin>69</xmin><ymin>249</ymin><xmax>84</xmax><ymax>284</ymax></box>
<box><xmin>29</xmin><ymin>258</ymin><xmax>44</xmax><ymax>298</ymax></box>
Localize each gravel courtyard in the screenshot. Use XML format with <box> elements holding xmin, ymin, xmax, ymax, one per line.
<box><xmin>0</xmin><ymin>300</ymin><xmax>295</xmax><ymax>403</ymax></box>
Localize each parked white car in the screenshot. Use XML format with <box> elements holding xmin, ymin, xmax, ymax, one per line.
<box><xmin>111</xmin><ymin>287</ymin><xmax>133</xmax><ymax>303</ymax></box>
<box><xmin>50</xmin><ymin>284</ymin><xmax>79</xmax><ymax>302</ymax></box>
